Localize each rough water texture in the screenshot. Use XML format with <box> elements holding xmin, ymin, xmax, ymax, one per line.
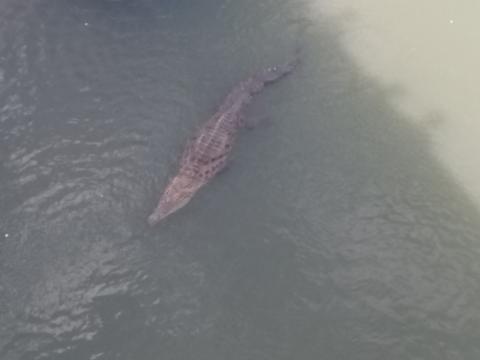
<box><xmin>1</xmin><ymin>1</ymin><xmax>480</xmax><ymax>360</ymax></box>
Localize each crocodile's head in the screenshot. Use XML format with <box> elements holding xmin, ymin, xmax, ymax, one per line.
<box><xmin>148</xmin><ymin>174</ymin><xmax>203</xmax><ymax>225</ymax></box>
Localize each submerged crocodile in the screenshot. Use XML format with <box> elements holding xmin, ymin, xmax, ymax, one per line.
<box><xmin>148</xmin><ymin>56</ymin><xmax>298</xmax><ymax>225</ymax></box>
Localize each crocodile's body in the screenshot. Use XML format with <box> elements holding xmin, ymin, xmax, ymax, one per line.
<box><xmin>148</xmin><ymin>57</ymin><xmax>298</xmax><ymax>225</ymax></box>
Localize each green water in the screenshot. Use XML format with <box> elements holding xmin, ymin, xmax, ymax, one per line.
<box><xmin>0</xmin><ymin>0</ymin><xmax>479</xmax><ymax>359</ymax></box>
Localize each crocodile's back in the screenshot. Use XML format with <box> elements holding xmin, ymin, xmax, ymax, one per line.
<box><xmin>179</xmin><ymin>56</ymin><xmax>299</xmax><ymax>180</ymax></box>
<box><xmin>179</xmin><ymin>113</ymin><xmax>236</xmax><ymax>180</ymax></box>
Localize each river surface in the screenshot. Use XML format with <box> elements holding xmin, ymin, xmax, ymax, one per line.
<box><xmin>1</xmin><ymin>1</ymin><xmax>479</xmax><ymax>359</ymax></box>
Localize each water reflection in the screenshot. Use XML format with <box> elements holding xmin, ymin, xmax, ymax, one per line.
<box><xmin>310</xmin><ymin>0</ymin><xmax>480</xmax><ymax>207</ymax></box>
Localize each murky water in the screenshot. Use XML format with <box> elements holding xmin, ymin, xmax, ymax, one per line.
<box><xmin>1</xmin><ymin>0</ymin><xmax>479</xmax><ymax>359</ymax></box>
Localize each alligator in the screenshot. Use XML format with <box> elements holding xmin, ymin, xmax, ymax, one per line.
<box><xmin>148</xmin><ymin>56</ymin><xmax>298</xmax><ymax>225</ymax></box>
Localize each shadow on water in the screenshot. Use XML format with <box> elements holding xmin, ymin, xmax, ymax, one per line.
<box><xmin>0</xmin><ymin>0</ymin><xmax>479</xmax><ymax>359</ymax></box>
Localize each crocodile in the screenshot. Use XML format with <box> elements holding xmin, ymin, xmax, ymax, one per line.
<box><xmin>148</xmin><ymin>56</ymin><xmax>298</xmax><ymax>225</ymax></box>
